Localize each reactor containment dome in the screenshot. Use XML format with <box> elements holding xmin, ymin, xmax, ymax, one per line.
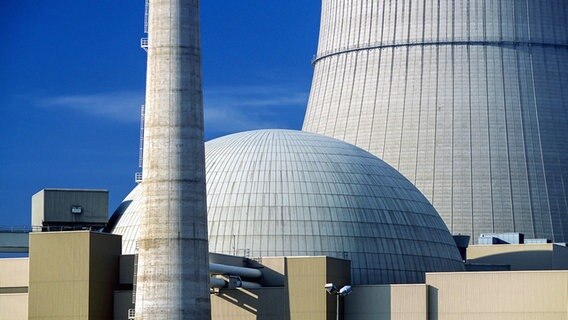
<box><xmin>110</xmin><ymin>130</ymin><xmax>463</xmax><ymax>284</ymax></box>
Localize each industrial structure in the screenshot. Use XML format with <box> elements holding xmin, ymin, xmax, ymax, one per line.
<box><xmin>110</xmin><ymin>130</ymin><xmax>465</xmax><ymax>285</ymax></box>
<box><xmin>1</xmin><ymin>227</ymin><xmax>568</xmax><ymax>319</ymax></box>
<box><xmin>134</xmin><ymin>0</ymin><xmax>210</xmax><ymax>318</ymax></box>
<box><xmin>303</xmin><ymin>0</ymin><xmax>568</xmax><ymax>243</ymax></box>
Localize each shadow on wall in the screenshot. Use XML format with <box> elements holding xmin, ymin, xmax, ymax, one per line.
<box><xmin>214</xmin><ymin>287</ymin><xmax>290</xmax><ymax>320</ymax></box>
<box><xmin>211</xmin><ymin>257</ymin><xmax>290</xmax><ymax>319</ymax></box>
<box><xmin>428</xmin><ymin>286</ymin><xmax>439</xmax><ymax>320</ymax></box>
<box><xmin>344</xmin><ymin>285</ymin><xmax>392</xmax><ymax>319</ymax></box>
<box><xmin>467</xmin><ymin>250</ymin><xmax>555</xmax><ymax>270</ymax></box>
<box><xmin>344</xmin><ymin>284</ymin><xmax>430</xmax><ymax>320</ymax></box>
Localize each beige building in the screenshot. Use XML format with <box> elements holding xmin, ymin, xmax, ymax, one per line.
<box><xmin>211</xmin><ymin>256</ymin><xmax>350</xmax><ymax>320</ymax></box>
<box><xmin>28</xmin><ymin>231</ymin><xmax>121</xmax><ymax>320</ymax></box>
<box><xmin>467</xmin><ymin>243</ymin><xmax>568</xmax><ymax>270</ymax></box>
<box><xmin>426</xmin><ymin>271</ymin><xmax>568</xmax><ymax>320</ymax></box>
<box><xmin>0</xmin><ymin>258</ymin><xmax>28</xmax><ymax>320</ymax></box>
<box><xmin>1</xmin><ymin>230</ymin><xmax>568</xmax><ymax>319</ymax></box>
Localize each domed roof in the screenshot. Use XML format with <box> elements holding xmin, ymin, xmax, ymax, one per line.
<box><xmin>110</xmin><ymin>129</ymin><xmax>463</xmax><ymax>284</ymax></box>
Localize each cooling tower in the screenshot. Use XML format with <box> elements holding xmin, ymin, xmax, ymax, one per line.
<box><xmin>135</xmin><ymin>0</ymin><xmax>210</xmax><ymax>318</ymax></box>
<box><xmin>303</xmin><ymin>0</ymin><xmax>568</xmax><ymax>242</ymax></box>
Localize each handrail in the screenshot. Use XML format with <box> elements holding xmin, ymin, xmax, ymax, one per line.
<box><xmin>0</xmin><ymin>226</ymin><xmax>37</xmax><ymax>233</ymax></box>
<box><xmin>0</xmin><ymin>225</ymin><xmax>103</xmax><ymax>233</ymax></box>
<box><xmin>140</xmin><ymin>38</ymin><xmax>148</xmax><ymax>51</ymax></box>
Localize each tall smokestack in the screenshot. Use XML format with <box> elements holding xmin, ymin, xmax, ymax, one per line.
<box><xmin>135</xmin><ymin>0</ymin><xmax>210</xmax><ymax>318</ymax></box>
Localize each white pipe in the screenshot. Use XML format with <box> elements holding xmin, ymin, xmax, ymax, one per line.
<box><xmin>209</xmin><ymin>277</ymin><xmax>262</xmax><ymax>289</ymax></box>
<box><xmin>209</xmin><ymin>262</ymin><xmax>262</xmax><ymax>278</ymax></box>
<box><xmin>210</xmin><ymin>277</ymin><xmax>226</xmax><ymax>288</ymax></box>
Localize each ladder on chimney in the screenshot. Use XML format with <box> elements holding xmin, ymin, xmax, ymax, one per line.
<box><xmin>140</xmin><ymin>0</ymin><xmax>149</xmax><ymax>51</ymax></box>
<box><xmin>135</xmin><ymin>105</ymin><xmax>145</xmax><ymax>183</ymax></box>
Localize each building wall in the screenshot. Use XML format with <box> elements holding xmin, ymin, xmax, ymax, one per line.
<box><xmin>0</xmin><ymin>258</ymin><xmax>29</xmax><ymax>320</ymax></box>
<box><xmin>88</xmin><ymin>232</ymin><xmax>121</xmax><ymax>319</ymax></box>
<box><xmin>287</xmin><ymin>256</ymin><xmax>351</xmax><ymax>320</ymax></box>
<box><xmin>211</xmin><ymin>256</ymin><xmax>351</xmax><ymax>320</ymax></box>
<box><xmin>302</xmin><ymin>0</ymin><xmax>568</xmax><ymax>243</ymax></box>
<box><xmin>28</xmin><ymin>231</ymin><xmax>121</xmax><ymax>320</ymax></box>
<box><xmin>344</xmin><ymin>284</ymin><xmax>428</xmax><ymax>320</ymax></box>
<box><xmin>552</xmin><ymin>245</ymin><xmax>568</xmax><ymax>270</ymax></box>
<box><xmin>4</xmin><ymin>249</ymin><xmax>568</xmax><ymax>320</ymax></box>
<box><xmin>0</xmin><ymin>293</ymin><xmax>28</xmax><ymax>320</ymax></box>
<box><xmin>212</xmin><ymin>288</ymin><xmax>289</xmax><ymax>320</ymax></box>
<box><xmin>467</xmin><ymin>244</ymin><xmax>568</xmax><ymax>270</ymax></box>
<box><xmin>31</xmin><ymin>189</ymin><xmax>108</xmax><ymax>227</ymax></box>
<box><xmin>0</xmin><ymin>257</ymin><xmax>28</xmax><ymax>288</ymax></box>
<box><xmin>426</xmin><ymin>271</ymin><xmax>568</xmax><ymax>320</ymax></box>
<box><xmin>113</xmin><ymin>291</ymin><xmax>134</xmax><ymax>320</ymax></box>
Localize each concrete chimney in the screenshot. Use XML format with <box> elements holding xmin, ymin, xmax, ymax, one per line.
<box><xmin>135</xmin><ymin>0</ymin><xmax>211</xmax><ymax>318</ymax></box>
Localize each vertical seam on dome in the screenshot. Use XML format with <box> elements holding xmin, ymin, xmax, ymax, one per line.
<box><xmin>466</xmin><ymin>0</ymin><xmax>474</xmax><ymax>238</ymax></box>
<box><xmin>483</xmin><ymin>0</ymin><xmax>495</xmax><ymax>233</ymax></box>
<box><xmin>367</xmin><ymin>0</ymin><xmax>386</xmax><ymax>154</ymax></box>
<box><xmin>414</xmin><ymin>0</ymin><xmax>427</xmax><ymax>190</ymax></box>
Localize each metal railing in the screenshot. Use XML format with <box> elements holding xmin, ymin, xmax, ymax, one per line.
<box><xmin>0</xmin><ymin>225</ymin><xmax>103</xmax><ymax>233</ymax></box>
<box><xmin>143</xmin><ymin>0</ymin><xmax>149</xmax><ymax>34</ymax></box>
<box><xmin>138</xmin><ymin>105</ymin><xmax>145</xmax><ymax>169</ymax></box>
<box><xmin>140</xmin><ymin>38</ymin><xmax>148</xmax><ymax>51</ymax></box>
<box><xmin>0</xmin><ymin>225</ymin><xmax>37</xmax><ymax>233</ymax></box>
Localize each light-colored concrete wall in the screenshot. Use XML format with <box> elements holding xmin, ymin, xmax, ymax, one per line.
<box><xmin>467</xmin><ymin>244</ymin><xmax>568</xmax><ymax>270</ymax></box>
<box><xmin>28</xmin><ymin>231</ymin><xmax>121</xmax><ymax>320</ymax></box>
<box><xmin>31</xmin><ymin>191</ymin><xmax>44</xmax><ymax>227</ymax></box>
<box><xmin>257</xmin><ymin>256</ymin><xmax>286</xmax><ymax>286</ymax></box>
<box><xmin>345</xmin><ymin>284</ymin><xmax>428</xmax><ymax>320</ymax></box>
<box><xmin>0</xmin><ymin>258</ymin><xmax>28</xmax><ymax>287</ymax></box>
<box><xmin>28</xmin><ymin>231</ymin><xmax>90</xmax><ymax>319</ymax></box>
<box><xmin>286</xmin><ymin>257</ymin><xmax>327</xmax><ymax>320</ymax></box>
<box><xmin>212</xmin><ymin>288</ymin><xmax>288</xmax><ymax>320</ymax></box>
<box><xmin>390</xmin><ymin>285</ymin><xmax>428</xmax><ymax>320</ymax></box>
<box><xmin>0</xmin><ymin>258</ymin><xmax>29</xmax><ymax>320</ymax></box>
<box><xmin>0</xmin><ymin>293</ymin><xmax>28</xmax><ymax>320</ymax></box>
<box><xmin>285</xmin><ymin>256</ymin><xmax>350</xmax><ymax>320</ymax></box>
<box><xmin>426</xmin><ymin>271</ymin><xmax>568</xmax><ymax>320</ymax></box>
<box><xmin>210</xmin><ymin>256</ymin><xmax>350</xmax><ymax>320</ymax></box>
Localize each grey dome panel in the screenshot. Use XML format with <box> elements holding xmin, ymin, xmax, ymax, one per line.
<box><xmin>111</xmin><ymin>130</ymin><xmax>463</xmax><ymax>284</ymax></box>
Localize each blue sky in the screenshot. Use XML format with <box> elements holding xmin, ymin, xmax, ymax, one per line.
<box><xmin>0</xmin><ymin>1</ymin><xmax>321</xmax><ymax>226</ymax></box>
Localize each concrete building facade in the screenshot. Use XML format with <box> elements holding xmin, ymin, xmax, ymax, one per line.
<box><xmin>467</xmin><ymin>243</ymin><xmax>568</xmax><ymax>270</ymax></box>
<box><xmin>2</xmin><ymin>231</ymin><xmax>567</xmax><ymax>320</ymax></box>
<box><xmin>426</xmin><ymin>271</ymin><xmax>568</xmax><ymax>320</ymax></box>
<box><xmin>27</xmin><ymin>231</ymin><xmax>121</xmax><ymax>320</ymax></box>
<box><xmin>303</xmin><ymin>0</ymin><xmax>568</xmax><ymax>243</ymax></box>
<box><xmin>0</xmin><ymin>258</ymin><xmax>28</xmax><ymax>320</ymax></box>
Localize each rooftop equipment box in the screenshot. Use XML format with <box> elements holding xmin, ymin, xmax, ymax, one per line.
<box><xmin>31</xmin><ymin>189</ymin><xmax>108</xmax><ymax>229</ymax></box>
